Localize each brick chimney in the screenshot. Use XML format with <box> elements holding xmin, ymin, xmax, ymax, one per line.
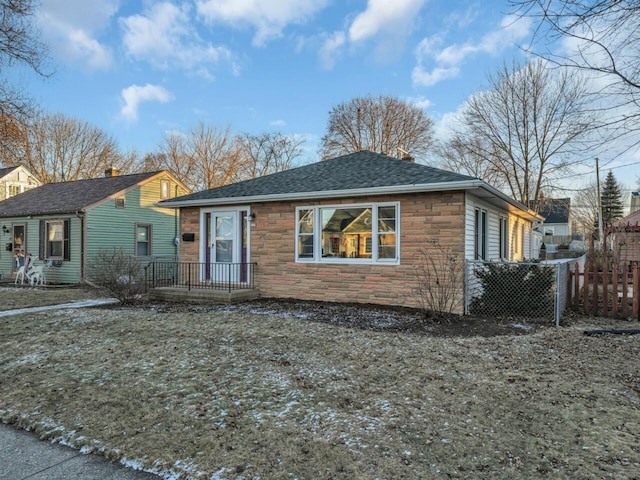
<box><xmin>104</xmin><ymin>168</ymin><xmax>120</xmax><ymax>177</ymax></box>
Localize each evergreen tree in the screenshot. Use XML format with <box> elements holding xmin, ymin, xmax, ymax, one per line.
<box><xmin>600</xmin><ymin>170</ymin><xmax>624</xmax><ymax>227</ymax></box>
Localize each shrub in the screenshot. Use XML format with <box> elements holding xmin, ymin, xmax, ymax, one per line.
<box><xmin>413</xmin><ymin>242</ymin><xmax>464</xmax><ymax>320</ymax></box>
<box><xmin>470</xmin><ymin>260</ymin><xmax>555</xmax><ymax>317</ymax></box>
<box><xmin>88</xmin><ymin>248</ymin><xmax>145</xmax><ymax>305</ymax></box>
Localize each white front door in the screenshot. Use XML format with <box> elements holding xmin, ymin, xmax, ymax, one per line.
<box><xmin>211</xmin><ymin>211</ymin><xmax>239</xmax><ymax>283</ymax></box>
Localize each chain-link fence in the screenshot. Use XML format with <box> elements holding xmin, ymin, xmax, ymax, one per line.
<box><xmin>465</xmin><ymin>258</ymin><xmax>584</xmax><ymax>325</ymax></box>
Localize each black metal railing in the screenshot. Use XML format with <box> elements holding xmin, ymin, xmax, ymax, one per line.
<box><xmin>144</xmin><ymin>261</ymin><xmax>256</xmax><ymax>292</ymax></box>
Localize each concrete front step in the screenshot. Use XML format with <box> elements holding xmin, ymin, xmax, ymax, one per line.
<box><xmin>149</xmin><ymin>287</ymin><xmax>259</xmax><ymax>304</ymax></box>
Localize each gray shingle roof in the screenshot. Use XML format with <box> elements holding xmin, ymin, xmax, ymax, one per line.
<box><xmin>538</xmin><ymin>198</ymin><xmax>570</xmax><ymax>224</ymax></box>
<box><xmin>167</xmin><ymin>151</ymin><xmax>476</xmax><ymax>204</ymax></box>
<box><xmin>0</xmin><ymin>171</ymin><xmax>162</xmax><ymax>217</ymax></box>
<box><xmin>0</xmin><ymin>166</ymin><xmax>19</xmax><ymax>179</ymax></box>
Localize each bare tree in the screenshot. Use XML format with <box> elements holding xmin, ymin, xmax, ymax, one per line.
<box><xmin>0</xmin><ymin>0</ymin><xmax>49</xmax><ymax>159</ymax></box>
<box><xmin>571</xmin><ymin>182</ymin><xmax>599</xmax><ymax>237</ymax></box>
<box><xmin>512</xmin><ymin>0</ymin><xmax>640</xmax><ymax>147</ymax></box>
<box><xmin>445</xmin><ymin>60</ymin><xmax>593</xmax><ymax>212</ymax></box>
<box><xmin>320</xmin><ymin>95</ymin><xmax>435</xmax><ymax>161</ymax></box>
<box><xmin>145</xmin><ymin>123</ymin><xmax>241</xmax><ymax>192</ymax></box>
<box><xmin>235</xmin><ymin>132</ymin><xmax>304</xmax><ymax>180</ymax></box>
<box><xmin>434</xmin><ymin>136</ymin><xmax>507</xmax><ymax>190</ymax></box>
<box><xmin>6</xmin><ymin>112</ymin><xmax>131</xmax><ymax>182</ymax></box>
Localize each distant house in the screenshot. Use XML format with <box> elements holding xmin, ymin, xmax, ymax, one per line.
<box><xmin>536</xmin><ymin>198</ymin><xmax>571</xmax><ymax>236</ymax></box>
<box><xmin>159</xmin><ymin>151</ymin><xmax>541</xmax><ymax>312</ymax></box>
<box><xmin>0</xmin><ymin>165</ymin><xmax>41</xmax><ymax>201</ymax></box>
<box><xmin>610</xmin><ymin>210</ymin><xmax>640</xmax><ymax>265</ymax></box>
<box><xmin>0</xmin><ymin>169</ymin><xmax>190</xmax><ymax>283</ymax></box>
<box><xmin>631</xmin><ymin>192</ymin><xmax>640</xmax><ymax>213</ymax></box>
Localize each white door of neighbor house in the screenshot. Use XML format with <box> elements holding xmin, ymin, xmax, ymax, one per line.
<box><xmin>210</xmin><ymin>211</ymin><xmax>239</xmax><ymax>283</ymax></box>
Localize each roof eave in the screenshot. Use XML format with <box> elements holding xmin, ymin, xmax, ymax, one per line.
<box><xmin>159</xmin><ymin>180</ymin><xmax>490</xmax><ymax>208</ymax></box>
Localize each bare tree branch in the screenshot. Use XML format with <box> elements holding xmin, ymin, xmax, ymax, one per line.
<box><xmin>321</xmin><ymin>95</ymin><xmax>435</xmax><ymax>161</ymax></box>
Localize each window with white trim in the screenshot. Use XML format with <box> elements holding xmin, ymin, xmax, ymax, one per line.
<box><xmin>296</xmin><ymin>203</ymin><xmax>399</xmax><ymax>263</ymax></box>
<box><xmin>474</xmin><ymin>208</ymin><xmax>487</xmax><ymax>260</ymax></box>
<box><xmin>136</xmin><ymin>224</ymin><xmax>152</xmax><ymax>256</ymax></box>
<box><xmin>499</xmin><ymin>216</ymin><xmax>508</xmax><ymax>259</ymax></box>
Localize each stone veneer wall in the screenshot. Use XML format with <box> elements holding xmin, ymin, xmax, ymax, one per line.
<box><xmin>179</xmin><ymin>191</ymin><xmax>466</xmax><ymax>311</ymax></box>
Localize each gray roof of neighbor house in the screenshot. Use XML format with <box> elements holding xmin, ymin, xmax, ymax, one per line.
<box><xmin>0</xmin><ymin>166</ymin><xmax>19</xmax><ymax>179</ymax></box>
<box><xmin>160</xmin><ymin>150</ymin><xmax>541</xmax><ymax>219</ymax></box>
<box><xmin>537</xmin><ymin>198</ymin><xmax>570</xmax><ymax>224</ymax></box>
<box><xmin>0</xmin><ymin>171</ymin><xmax>164</xmax><ymax>218</ymax></box>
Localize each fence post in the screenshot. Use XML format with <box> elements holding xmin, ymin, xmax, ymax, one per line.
<box><xmin>622</xmin><ymin>262</ymin><xmax>629</xmax><ymax>317</ymax></box>
<box><xmin>555</xmin><ymin>264</ymin><xmax>561</xmax><ymax>327</ymax></box>
<box><xmin>188</xmin><ymin>262</ymin><xmax>191</xmax><ymax>291</ymax></box>
<box><xmin>464</xmin><ymin>260</ymin><xmax>470</xmax><ymax>315</ymax></box>
<box><xmin>592</xmin><ymin>263</ymin><xmax>598</xmax><ymax>315</ymax></box>
<box><xmin>583</xmin><ymin>263</ymin><xmax>589</xmax><ymax>315</ymax></box>
<box><xmin>634</xmin><ymin>263</ymin><xmax>639</xmax><ymax>319</ymax></box>
<box><xmin>574</xmin><ymin>263</ymin><xmax>580</xmax><ymax>312</ymax></box>
<box><xmin>612</xmin><ymin>263</ymin><xmax>618</xmax><ymax>317</ymax></box>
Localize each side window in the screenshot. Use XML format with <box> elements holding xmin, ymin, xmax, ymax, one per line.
<box><xmin>499</xmin><ymin>216</ymin><xmax>508</xmax><ymax>259</ymax></box>
<box><xmin>136</xmin><ymin>224</ymin><xmax>152</xmax><ymax>256</ymax></box>
<box><xmin>474</xmin><ymin>208</ymin><xmax>487</xmax><ymax>260</ymax></box>
<box><xmin>161</xmin><ymin>180</ymin><xmax>170</xmax><ymax>200</ymax></box>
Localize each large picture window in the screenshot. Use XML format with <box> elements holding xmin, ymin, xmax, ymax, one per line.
<box><xmin>296</xmin><ymin>203</ymin><xmax>399</xmax><ymax>263</ymax></box>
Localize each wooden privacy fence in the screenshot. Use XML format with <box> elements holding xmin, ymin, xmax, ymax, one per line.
<box><xmin>567</xmin><ymin>262</ymin><xmax>639</xmax><ymax>319</ymax></box>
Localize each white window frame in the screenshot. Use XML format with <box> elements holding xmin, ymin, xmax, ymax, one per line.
<box><xmin>474</xmin><ymin>208</ymin><xmax>487</xmax><ymax>260</ymax></box>
<box><xmin>46</xmin><ymin>220</ymin><xmax>64</xmax><ymax>260</ymax></box>
<box><xmin>295</xmin><ymin>202</ymin><xmax>400</xmax><ymax>265</ymax></box>
<box><xmin>499</xmin><ymin>216</ymin><xmax>508</xmax><ymax>259</ymax></box>
<box><xmin>160</xmin><ymin>180</ymin><xmax>170</xmax><ymax>200</ymax></box>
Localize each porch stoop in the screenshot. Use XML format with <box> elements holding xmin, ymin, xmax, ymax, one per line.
<box><xmin>149</xmin><ymin>287</ymin><xmax>259</xmax><ymax>304</ymax></box>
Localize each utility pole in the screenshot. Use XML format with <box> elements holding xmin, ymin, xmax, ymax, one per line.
<box><xmin>595</xmin><ymin>157</ymin><xmax>604</xmax><ymax>251</ymax></box>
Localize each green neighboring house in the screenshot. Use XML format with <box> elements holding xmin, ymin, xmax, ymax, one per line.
<box><xmin>0</xmin><ymin>169</ymin><xmax>189</xmax><ymax>284</ymax></box>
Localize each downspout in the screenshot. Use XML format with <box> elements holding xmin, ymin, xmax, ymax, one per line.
<box><xmin>174</xmin><ymin>185</ymin><xmax>179</xmax><ymax>259</ymax></box>
<box><xmin>76</xmin><ymin>210</ymin><xmax>86</xmax><ymax>283</ymax></box>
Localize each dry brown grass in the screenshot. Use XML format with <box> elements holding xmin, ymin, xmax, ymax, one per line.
<box><xmin>0</xmin><ymin>285</ymin><xmax>110</xmax><ymax>310</ymax></box>
<box><xmin>0</xmin><ymin>305</ymin><xmax>639</xmax><ymax>479</ymax></box>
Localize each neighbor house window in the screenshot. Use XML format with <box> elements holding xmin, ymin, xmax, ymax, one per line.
<box><xmin>136</xmin><ymin>224</ymin><xmax>152</xmax><ymax>256</ymax></box>
<box><xmin>115</xmin><ymin>197</ymin><xmax>125</xmax><ymax>208</ymax></box>
<box><xmin>8</xmin><ymin>185</ymin><xmax>21</xmax><ymax>197</ymax></box>
<box><xmin>40</xmin><ymin>219</ymin><xmax>70</xmax><ymax>261</ymax></box>
<box><xmin>499</xmin><ymin>216</ymin><xmax>508</xmax><ymax>259</ymax></box>
<box><xmin>474</xmin><ymin>208</ymin><xmax>487</xmax><ymax>260</ymax></box>
<box><xmin>296</xmin><ymin>203</ymin><xmax>399</xmax><ymax>263</ymax></box>
<box><xmin>160</xmin><ymin>180</ymin><xmax>170</xmax><ymax>199</ymax></box>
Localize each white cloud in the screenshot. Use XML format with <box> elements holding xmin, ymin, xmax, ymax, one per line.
<box><xmin>413</xmin><ymin>14</ymin><xmax>532</xmax><ymax>87</ymax></box>
<box><xmin>196</xmin><ymin>0</ymin><xmax>329</xmax><ymax>47</ymax></box>
<box><xmin>315</xmin><ymin>0</ymin><xmax>425</xmax><ymax>69</ymax></box>
<box><xmin>270</xmin><ymin>119</ymin><xmax>286</xmax><ymax>127</ymax></box>
<box><xmin>406</xmin><ymin>95</ymin><xmax>433</xmax><ymax>110</ymax></box>
<box><xmin>120</xmin><ymin>2</ymin><xmax>234</xmax><ymax>70</ymax></box>
<box><xmin>120</xmin><ymin>84</ymin><xmax>173</xmax><ymax>122</ymax></box>
<box><xmin>348</xmin><ymin>0</ymin><xmax>426</xmax><ymax>43</ymax></box>
<box><xmin>37</xmin><ymin>0</ymin><xmax>118</xmax><ymax>70</ymax></box>
<box><xmin>318</xmin><ymin>31</ymin><xmax>346</xmax><ymax>70</ymax></box>
<box><xmin>412</xmin><ymin>66</ymin><xmax>459</xmax><ymax>87</ymax></box>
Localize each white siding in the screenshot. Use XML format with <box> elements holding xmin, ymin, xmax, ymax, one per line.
<box><xmin>466</xmin><ymin>193</ymin><xmax>537</xmax><ymax>261</ymax></box>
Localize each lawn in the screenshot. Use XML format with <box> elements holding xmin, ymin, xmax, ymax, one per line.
<box><xmin>0</xmin><ymin>285</ymin><xmax>110</xmax><ymax>310</ymax></box>
<box><xmin>0</xmin><ymin>301</ymin><xmax>639</xmax><ymax>479</ymax></box>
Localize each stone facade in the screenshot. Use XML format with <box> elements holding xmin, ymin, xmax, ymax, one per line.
<box><xmin>179</xmin><ymin>191</ymin><xmax>467</xmax><ymax>311</ymax></box>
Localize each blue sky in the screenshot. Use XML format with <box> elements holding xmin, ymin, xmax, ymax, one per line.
<box><xmin>17</xmin><ymin>0</ymin><xmax>640</xmax><ymax>192</ymax></box>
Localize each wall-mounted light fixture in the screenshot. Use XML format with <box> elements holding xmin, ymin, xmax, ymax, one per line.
<box><xmin>248</xmin><ymin>212</ymin><xmax>256</xmax><ymax>222</ymax></box>
<box><xmin>1</xmin><ymin>225</ymin><xmax>9</xmax><ymax>234</ymax></box>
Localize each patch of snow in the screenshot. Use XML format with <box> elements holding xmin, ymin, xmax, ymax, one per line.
<box><xmin>0</xmin><ymin>298</ymin><xmax>119</xmax><ymax>317</ymax></box>
<box><xmin>512</xmin><ymin>323</ymin><xmax>533</xmax><ymax>331</ymax></box>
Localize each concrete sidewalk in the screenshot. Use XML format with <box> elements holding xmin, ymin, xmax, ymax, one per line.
<box><xmin>0</xmin><ymin>298</ymin><xmax>120</xmax><ymax>318</ymax></box>
<box><xmin>0</xmin><ymin>423</ymin><xmax>158</xmax><ymax>479</ymax></box>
